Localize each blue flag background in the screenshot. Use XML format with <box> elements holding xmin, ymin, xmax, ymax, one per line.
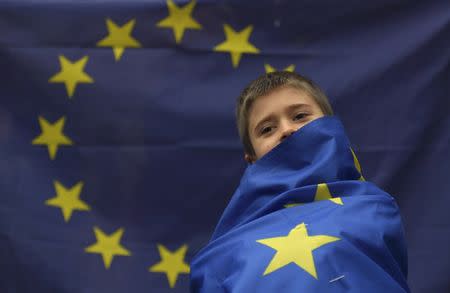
<box><xmin>0</xmin><ymin>0</ymin><xmax>449</xmax><ymax>292</ymax></box>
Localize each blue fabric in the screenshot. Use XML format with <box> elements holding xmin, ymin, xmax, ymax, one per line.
<box><xmin>191</xmin><ymin>116</ymin><xmax>410</xmax><ymax>292</ymax></box>
<box><xmin>1</xmin><ymin>1</ymin><xmax>449</xmax><ymax>292</ymax></box>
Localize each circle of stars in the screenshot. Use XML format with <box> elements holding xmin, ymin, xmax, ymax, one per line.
<box><xmin>31</xmin><ymin>0</ymin><xmax>366</xmax><ymax>288</ymax></box>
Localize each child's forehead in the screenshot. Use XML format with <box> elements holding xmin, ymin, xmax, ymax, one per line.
<box><xmin>249</xmin><ymin>86</ymin><xmax>313</xmax><ymax>113</ymax></box>
<box><xmin>246</xmin><ymin>86</ymin><xmax>319</xmax><ymax>127</ymax></box>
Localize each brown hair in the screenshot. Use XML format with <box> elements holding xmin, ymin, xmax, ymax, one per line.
<box><xmin>236</xmin><ymin>71</ymin><xmax>334</xmax><ymax>156</ymax></box>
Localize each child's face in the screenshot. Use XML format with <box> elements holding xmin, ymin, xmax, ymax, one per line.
<box><xmin>246</xmin><ymin>86</ymin><xmax>325</xmax><ymax>162</ymax></box>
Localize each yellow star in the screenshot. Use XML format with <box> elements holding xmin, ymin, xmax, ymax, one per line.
<box><xmin>284</xmin><ymin>202</ymin><xmax>300</xmax><ymax>208</ymax></box>
<box><xmin>264</xmin><ymin>63</ymin><xmax>295</xmax><ymax>73</ymax></box>
<box><xmin>256</xmin><ymin>223</ymin><xmax>340</xmax><ymax>279</ymax></box>
<box><xmin>45</xmin><ymin>181</ymin><xmax>90</xmax><ymax>222</ymax></box>
<box><xmin>284</xmin><ymin>183</ymin><xmax>343</xmax><ymax>208</ymax></box>
<box><xmin>97</xmin><ymin>18</ymin><xmax>142</xmax><ymax>61</ymax></box>
<box><xmin>350</xmin><ymin>148</ymin><xmax>365</xmax><ymax>181</ymax></box>
<box><xmin>31</xmin><ymin>116</ymin><xmax>73</xmax><ymax>160</ymax></box>
<box><xmin>149</xmin><ymin>244</ymin><xmax>190</xmax><ymax>288</ymax></box>
<box><xmin>314</xmin><ymin>183</ymin><xmax>343</xmax><ymax>205</ymax></box>
<box><xmin>157</xmin><ymin>0</ymin><xmax>202</xmax><ymax>44</ymax></box>
<box><xmin>49</xmin><ymin>55</ymin><xmax>93</xmax><ymax>98</ymax></box>
<box><xmin>85</xmin><ymin>227</ymin><xmax>131</xmax><ymax>269</ymax></box>
<box><xmin>214</xmin><ymin>24</ymin><xmax>260</xmax><ymax>68</ymax></box>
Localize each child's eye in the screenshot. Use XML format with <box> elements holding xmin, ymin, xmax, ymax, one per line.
<box><xmin>293</xmin><ymin>113</ymin><xmax>307</xmax><ymax>121</ymax></box>
<box><xmin>260</xmin><ymin>126</ymin><xmax>273</xmax><ymax>135</ymax></box>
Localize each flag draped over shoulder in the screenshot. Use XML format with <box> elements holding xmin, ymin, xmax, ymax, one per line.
<box><xmin>191</xmin><ymin>116</ymin><xmax>410</xmax><ymax>292</ymax></box>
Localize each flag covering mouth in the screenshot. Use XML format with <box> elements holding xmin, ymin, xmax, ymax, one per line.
<box><xmin>190</xmin><ymin>116</ymin><xmax>410</xmax><ymax>292</ymax></box>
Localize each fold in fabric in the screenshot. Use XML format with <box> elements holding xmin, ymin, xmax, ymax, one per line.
<box><xmin>190</xmin><ymin>116</ymin><xmax>410</xmax><ymax>292</ymax></box>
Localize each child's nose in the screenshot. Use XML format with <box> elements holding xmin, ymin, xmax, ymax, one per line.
<box><xmin>280</xmin><ymin>121</ymin><xmax>296</xmax><ymax>141</ymax></box>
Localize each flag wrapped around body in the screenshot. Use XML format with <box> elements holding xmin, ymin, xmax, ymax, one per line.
<box><xmin>190</xmin><ymin>116</ymin><xmax>410</xmax><ymax>292</ymax></box>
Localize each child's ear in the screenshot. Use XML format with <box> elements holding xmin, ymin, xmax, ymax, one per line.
<box><xmin>244</xmin><ymin>153</ymin><xmax>255</xmax><ymax>164</ymax></box>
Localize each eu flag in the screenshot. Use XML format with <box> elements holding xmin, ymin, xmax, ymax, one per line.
<box><xmin>0</xmin><ymin>0</ymin><xmax>448</xmax><ymax>292</ymax></box>
<box><xmin>191</xmin><ymin>116</ymin><xmax>410</xmax><ymax>292</ymax></box>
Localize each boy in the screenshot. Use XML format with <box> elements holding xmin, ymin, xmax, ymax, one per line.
<box><xmin>236</xmin><ymin>71</ymin><xmax>333</xmax><ymax>163</ymax></box>
<box><xmin>190</xmin><ymin>72</ymin><xmax>410</xmax><ymax>292</ymax></box>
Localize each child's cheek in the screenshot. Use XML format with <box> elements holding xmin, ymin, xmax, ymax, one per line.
<box><xmin>266</xmin><ymin>140</ymin><xmax>277</xmax><ymax>155</ymax></box>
